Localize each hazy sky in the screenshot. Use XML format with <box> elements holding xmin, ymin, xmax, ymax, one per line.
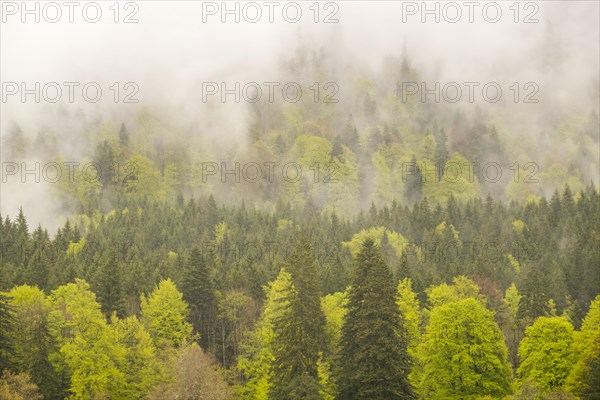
<box><xmin>2</xmin><ymin>1</ymin><xmax>598</xmax><ymax>126</ymax></box>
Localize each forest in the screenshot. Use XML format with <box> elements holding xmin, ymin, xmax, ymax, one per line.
<box><xmin>1</xmin><ymin>3</ymin><xmax>600</xmax><ymax>398</ymax></box>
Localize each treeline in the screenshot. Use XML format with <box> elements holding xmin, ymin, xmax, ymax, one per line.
<box><xmin>0</xmin><ymin>183</ymin><xmax>598</xmax><ymax>398</ymax></box>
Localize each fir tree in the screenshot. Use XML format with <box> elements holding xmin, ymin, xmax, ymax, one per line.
<box><xmin>405</xmin><ymin>155</ymin><xmax>423</xmax><ymax>205</ymax></box>
<box><xmin>119</xmin><ymin>123</ymin><xmax>129</xmax><ymax>148</ymax></box>
<box><xmin>435</xmin><ymin>128</ymin><xmax>449</xmax><ymax>181</ymax></box>
<box><xmin>181</xmin><ymin>247</ymin><xmax>216</xmax><ymax>350</ymax></box>
<box><xmin>269</xmin><ymin>235</ymin><xmax>326</xmax><ymax>400</ymax></box>
<box><xmin>94</xmin><ymin>251</ymin><xmax>126</xmax><ymax>318</ymax></box>
<box><xmin>0</xmin><ymin>292</ymin><xmax>13</xmax><ymax>372</ymax></box>
<box><xmin>518</xmin><ymin>263</ymin><xmax>550</xmax><ymax>322</ymax></box>
<box><xmin>336</xmin><ymin>239</ymin><xmax>414</xmax><ymax>399</ymax></box>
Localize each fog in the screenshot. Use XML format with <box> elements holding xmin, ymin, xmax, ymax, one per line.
<box><xmin>1</xmin><ymin>0</ymin><xmax>599</xmax><ymax>232</ymax></box>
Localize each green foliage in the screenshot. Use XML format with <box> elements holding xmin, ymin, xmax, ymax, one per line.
<box><xmin>336</xmin><ymin>240</ymin><xmax>414</xmax><ymax>399</ymax></box>
<box><xmin>8</xmin><ymin>285</ymin><xmax>60</xmax><ymax>398</ymax></box>
<box><xmin>426</xmin><ymin>276</ymin><xmax>484</xmax><ymax>309</ymax></box>
<box><xmin>110</xmin><ymin>314</ymin><xmax>162</xmax><ymax>399</ymax></box>
<box><xmin>48</xmin><ymin>279</ymin><xmax>126</xmax><ymax>399</ymax></box>
<box><xmin>140</xmin><ymin>279</ymin><xmax>193</xmax><ymax>348</ymax></box>
<box><xmin>417</xmin><ymin>297</ymin><xmax>513</xmax><ymax>399</ymax></box>
<box><xmin>343</xmin><ymin>226</ymin><xmax>409</xmax><ymax>259</ymax></box>
<box><xmin>320</xmin><ymin>292</ymin><xmax>347</xmax><ymax>399</ymax></box>
<box><xmin>423</xmin><ymin>152</ymin><xmax>481</xmax><ymax>204</ymax></box>
<box><xmin>518</xmin><ymin>264</ymin><xmax>550</xmax><ymax>321</ymax></box>
<box><xmin>269</xmin><ymin>236</ymin><xmax>325</xmax><ymax>400</ymax></box>
<box><xmin>397</xmin><ymin>278</ymin><xmax>422</xmax><ymax>390</ymax></box>
<box><xmin>0</xmin><ymin>370</ymin><xmax>43</xmax><ymax>400</ymax></box>
<box><xmin>0</xmin><ymin>177</ymin><xmax>598</xmax><ymax>399</ymax></box>
<box><xmin>517</xmin><ymin>316</ymin><xmax>575</xmax><ymax>391</ymax></box>
<box><xmin>93</xmin><ymin>252</ymin><xmax>126</xmax><ymax>318</ymax></box>
<box><xmin>504</xmin><ymin>283</ymin><xmax>521</xmax><ymax>319</ymax></box>
<box><xmin>0</xmin><ymin>293</ymin><xmax>13</xmax><ymax>372</ymax></box>
<box><xmin>566</xmin><ymin>295</ymin><xmax>600</xmax><ymax>398</ymax></box>
<box><xmin>235</xmin><ymin>269</ymin><xmax>294</xmax><ymax>400</ymax></box>
<box><xmin>180</xmin><ymin>247</ymin><xmax>215</xmax><ymax>350</ymax></box>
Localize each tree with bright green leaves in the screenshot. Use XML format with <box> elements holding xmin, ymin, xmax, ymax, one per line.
<box><xmin>48</xmin><ymin>279</ymin><xmax>126</xmax><ymax>399</ymax></box>
<box><xmin>140</xmin><ymin>279</ymin><xmax>193</xmax><ymax>349</ymax></box>
<box><xmin>320</xmin><ymin>291</ymin><xmax>348</xmax><ymax>400</ymax></box>
<box><xmin>8</xmin><ymin>285</ymin><xmax>61</xmax><ymax>399</ymax></box>
<box><xmin>109</xmin><ymin>314</ymin><xmax>162</xmax><ymax>399</ymax></box>
<box><xmin>336</xmin><ymin>239</ymin><xmax>414</xmax><ymax>400</ymax></box>
<box><xmin>425</xmin><ymin>276</ymin><xmax>484</xmax><ymax>309</ymax></box>
<box><xmin>566</xmin><ymin>295</ymin><xmax>600</xmax><ymax>398</ymax></box>
<box><xmin>503</xmin><ymin>283</ymin><xmax>523</xmax><ymax>367</ymax></box>
<box><xmin>268</xmin><ymin>236</ymin><xmax>326</xmax><ymax>400</ymax></box>
<box><xmin>235</xmin><ymin>268</ymin><xmax>294</xmax><ymax>400</ymax></box>
<box><xmin>397</xmin><ymin>278</ymin><xmax>421</xmax><ymax>362</ymax></box>
<box><xmin>517</xmin><ymin>316</ymin><xmax>575</xmax><ymax>391</ymax></box>
<box><xmin>423</xmin><ymin>152</ymin><xmax>481</xmax><ymax>204</ymax></box>
<box><xmin>416</xmin><ymin>297</ymin><xmax>513</xmax><ymax>399</ymax></box>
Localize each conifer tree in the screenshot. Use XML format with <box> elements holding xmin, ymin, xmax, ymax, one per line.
<box><xmin>336</xmin><ymin>239</ymin><xmax>414</xmax><ymax>399</ymax></box>
<box><xmin>0</xmin><ymin>292</ymin><xmax>13</xmax><ymax>372</ymax></box>
<box><xmin>268</xmin><ymin>235</ymin><xmax>326</xmax><ymax>400</ymax></box>
<box><xmin>405</xmin><ymin>155</ymin><xmax>423</xmax><ymax>205</ymax></box>
<box><xmin>181</xmin><ymin>247</ymin><xmax>216</xmax><ymax>350</ymax></box>
<box><xmin>94</xmin><ymin>251</ymin><xmax>126</xmax><ymax>318</ymax></box>
<box><xmin>518</xmin><ymin>263</ymin><xmax>550</xmax><ymax>322</ymax></box>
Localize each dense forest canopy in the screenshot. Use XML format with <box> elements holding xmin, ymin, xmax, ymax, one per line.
<box><xmin>1</xmin><ymin>1</ymin><xmax>599</xmax><ymax>399</ymax></box>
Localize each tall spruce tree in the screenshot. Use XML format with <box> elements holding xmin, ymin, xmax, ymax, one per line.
<box><xmin>405</xmin><ymin>155</ymin><xmax>423</xmax><ymax>205</ymax></box>
<box><xmin>0</xmin><ymin>292</ymin><xmax>13</xmax><ymax>372</ymax></box>
<box><xmin>268</xmin><ymin>235</ymin><xmax>326</xmax><ymax>400</ymax></box>
<box><xmin>336</xmin><ymin>239</ymin><xmax>414</xmax><ymax>399</ymax></box>
<box><xmin>518</xmin><ymin>263</ymin><xmax>550</xmax><ymax>322</ymax></box>
<box><xmin>181</xmin><ymin>247</ymin><xmax>216</xmax><ymax>351</ymax></box>
<box><xmin>435</xmin><ymin>128</ymin><xmax>449</xmax><ymax>181</ymax></box>
<box><xmin>94</xmin><ymin>251</ymin><xmax>126</xmax><ymax>318</ymax></box>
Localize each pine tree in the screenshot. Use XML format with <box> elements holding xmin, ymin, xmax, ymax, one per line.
<box><xmin>435</xmin><ymin>128</ymin><xmax>448</xmax><ymax>181</ymax></box>
<box><xmin>94</xmin><ymin>251</ymin><xmax>126</xmax><ymax>318</ymax></box>
<box><xmin>518</xmin><ymin>263</ymin><xmax>550</xmax><ymax>322</ymax></box>
<box><xmin>181</xmin><ymin>247</ymin><xmax>215</xmax><ymax>350</ymax></box>
<box><xmin>119</xmin><ymin>123</ymin><xmax>129</xmax><ymax>148</ymax></box>
<box><xmin>405</xmin><ymin>155</ymin><xmax>423</xmax><ymax>205</ymax></box>
<box><xmin>268</xmin><ymin>235</ymin><xmax>326</xmax><ymax>400</ymax></box>
<box><xmin>93</xmin><ymin>140</ymin><xmax>116</xmax><ymax>188</ymax></box>
<box><xmin>0</xmin><ymin>292</ymin><xmax>13</xmax><ymax>372</ymax></box>
<box><xmin>336</xmin><ymin>239</ymin><xmax>414</xmax><ymax>399</ymax></box>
